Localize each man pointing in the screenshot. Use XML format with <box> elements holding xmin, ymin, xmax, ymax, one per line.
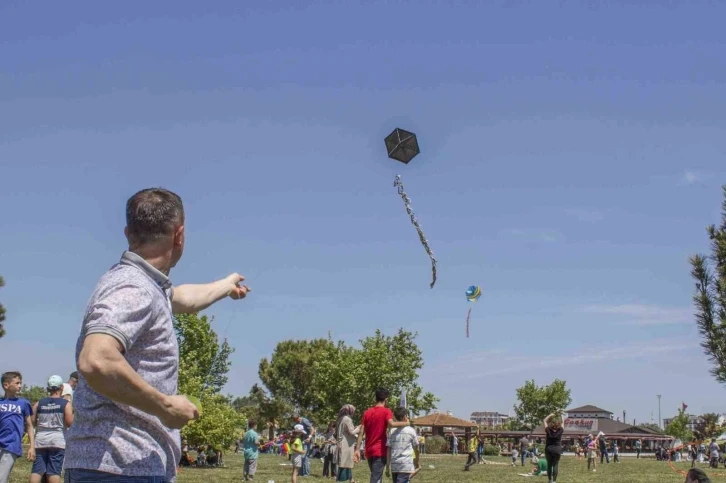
<box><xmin>64</xmin><ymin>188</ymin><xmax>250</xmax><ymax>482</ymax></box>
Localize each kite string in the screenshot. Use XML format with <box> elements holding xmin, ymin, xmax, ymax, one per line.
<box><xmin>393</xmin><ymin>174</ymin><xmax>438</xmax><ymax>289</ymax></box>
<box><xmin>466</xmin><ymin>307</ymin><xmax>471</xmax><ymax>338</ymax></box>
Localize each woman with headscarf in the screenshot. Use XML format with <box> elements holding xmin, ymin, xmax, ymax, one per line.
<box><xmin>544</xmin><ymin>412</ymin><xmax>564</xmax><ymax>483</ymax></box>
<box><xmin>336</xmin><ymin>404</ymin><xmax>360</xmax><ymax>483</ymax></box>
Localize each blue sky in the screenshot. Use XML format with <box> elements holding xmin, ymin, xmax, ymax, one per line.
<box><xmin>2</xmin><ymin>0</ymin><xmax>726</xmax><ymax>424</ymax></box>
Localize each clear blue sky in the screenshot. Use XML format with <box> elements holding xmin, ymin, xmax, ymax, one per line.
<box><xmin>2</xmin><ymin>0</ymin><xmax>726</xmax><ymax>424</ymax></box>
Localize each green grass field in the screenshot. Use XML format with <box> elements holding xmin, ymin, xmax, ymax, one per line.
<box><xmin>8</xmin><ymin>452</ymin><xmax>723</xmax><ymax>482</ymax></box>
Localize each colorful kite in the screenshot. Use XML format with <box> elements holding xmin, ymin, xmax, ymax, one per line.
<box><xmin>465</xmin><ymin>285</ymin><xmax>482</xmax><ymax>338</ymax></box>
<box><xmin>386</xmin><ymin>128</ymin><xmax>437</xmax><ymax>289</ymax></box>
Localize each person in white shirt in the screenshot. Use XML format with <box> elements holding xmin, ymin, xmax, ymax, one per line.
<box><xmin>61</xmin><ymin>372</ymin><xmax>78</xmax><ymax>402</ymax></box>
<box><xmin>385</xmin><ymin>407</ymin><xmax>420</xmax><ymax>483</ymax></box>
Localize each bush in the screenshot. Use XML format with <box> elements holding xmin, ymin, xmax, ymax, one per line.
<box><xmin>483</xmin><ymin>444</ymin><xmax>500</xmax><ymax>456</ymax></box>
<box><xmin>425</xmin><ymin>435</ymin><xmax>448</xmax><ymax>454</ymax></box>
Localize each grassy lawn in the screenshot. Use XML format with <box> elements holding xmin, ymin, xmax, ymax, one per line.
<box><xmin>8</xmin><ymin>452</ymin><xmax>721</xmax><ymax>482</ymax></box>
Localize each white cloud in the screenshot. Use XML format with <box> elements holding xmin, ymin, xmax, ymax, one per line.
<box><xmin>682</xmin><ymin>171</ymin><xmax>702</xmax><ymax>185</ymax></box>
<box><xmin>581</xmin><ymin>304</ymin><xmax>691</xmax><ymax>325</ymax></box>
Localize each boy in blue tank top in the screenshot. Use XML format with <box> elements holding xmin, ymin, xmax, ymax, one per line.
<box><xmin>0</xmin><ymin>371</ymin><xmax>34</xmax><ymax>483</ymax></box>
<box><xmin>31</xmin><ymin>375</ymin><xmax>73</xmax><ymax>483</ymax></box>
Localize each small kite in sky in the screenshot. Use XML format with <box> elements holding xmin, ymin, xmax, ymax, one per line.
<box><xmin>465</xmin><ymin>285</ymin><xmax>483</xmax><ymax>338</ymax></box>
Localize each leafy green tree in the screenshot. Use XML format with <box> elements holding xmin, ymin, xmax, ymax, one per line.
<box><xmin>231</xmin><ymin>395</ymin><xmax>255</xmax><ymax>413</ymax></box>
<box><xmin>312</xmin><ymin>329</ymin><xmax>438</xmax><ymax>423</ymax></box>
<box><xmin>691</xmin><ymin>186</ymin><xmax>726</xmax><ymax>383</ymax></box>
<box><xmin>513</xmin><ymin>379</ymin><xmax>572</xmax><ymax>432</ymax></box>
<box><xmin>0</xmin><ymin>276</ymin><xmax>6</xmax><ymax>338</ymax></box>
<box><xmin>21</xmin><ymin>385</ymin><xmax>48</xmax><ymax>405</ymax></box>
<box><xmin>665</xmin><ymin>408</ymin><xmax>693</xmax><ymax>442</ymax></box>
<box><xmin>174</xmin><ymin>314</ymin><xmax>233</xmax><ymax>395</ymax></box>
<box><xmin>174</xmin><ymin>313</ymin><xmax>241</xmax><ymax>449</ymax></box>
<box><xmin>258</xmin><ymin>338</ymin><xmax>337</xmax><ymax>416</ymax></box>
<box><xmin>694</xmin><ymin>413</ymin><xmax>723</xmax><ymax>441</ymax></box>
<box><xmin>181</xmin><ymin>392</ymin><xmax>246</xmax><ymax>450</ymax></box>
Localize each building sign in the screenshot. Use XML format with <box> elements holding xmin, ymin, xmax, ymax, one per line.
<box><xmin>563</xmin><ymin>418</ymin><xmax>598</xmax><ymax>433</ymax></box>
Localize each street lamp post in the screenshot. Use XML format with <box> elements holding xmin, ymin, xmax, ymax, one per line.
<box><xmin>657</xmin><ymin>395</ymin><xmax>662</xmax><ymax>429</ymax></box>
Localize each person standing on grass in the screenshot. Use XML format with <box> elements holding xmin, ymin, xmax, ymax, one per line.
<box><xmin>353</xmin><ymin>388</ymin><xmax>409</xmax><ymax>483</ymax></box>
<box><xmin>335</xmin><ymin>405</ymin><xmax>359</xmax><ymax>483</ymax></box>
<box><xmin>636</xmin><ymin>439</ymin><xmax>642</xmax><ymax>459</ymax></box>
<box><xmin>29</xmin><ymin>375</ymin><xmax>73</xmax><ymax>483</ymax></box>
<box><xmin>322</xmin><ymin>421</ymin><xmax>338</xmax><ymax>479</ymax></box>
<box><xmin>385</xmin><ymin>407</ymin><xmax>420</xmax><ymax>483</ymax></box>
<box><xmin>599</xmin><ymin>434</ymin><xmax>610</xmax><ymax>464</ymax></box>
<box><xmin>543</xmin><ymin>413</ymin><xmax>564</xmax><ymax>483</ymax></box>
<box><xmin>586</xmin><ymin>433</ymin><xmax>600</xmax><ymax>472</ymax></box>
<box><xmin>293</xmin><ymin>413</ymin><xmax>315</xmax><ymax>476</ymax></box>
<box><xmin>291</xmin><ymin>425</ymin><xmax>306</xmax><ymax>483</ymax></box>
<box><xmin>451</xmin><ymin>432</ymin><xmax>458</xmax><ymax>456</ymax></box>
<box><xmin>64</xmin><ymin>188</ymin><xmax>250</xmax><ymax>483</ymax></box>
<box><xmin>243</xmin><ymin>420</ymin><xmax>261</xmax><ymax>481</ymax></box>
<box><xmin>0</xmin><ymin>372</ymin><xmax>34</xmax><ymax>483</ymax></box>
<box><xmin>519</xmin><ymin>435</ymin><xmax>529</xmax><ymax>466</ymax></box>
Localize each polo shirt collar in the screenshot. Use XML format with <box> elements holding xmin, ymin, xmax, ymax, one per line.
<box><xmin>120</xmin><ymin>251</ymin><xmax>173</xmax><ymax>290</ymax></box>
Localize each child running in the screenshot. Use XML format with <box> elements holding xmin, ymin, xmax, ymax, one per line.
<box><xmin>0</xmin><ymin>371</ymin><xmax>34</xmax><ymax>483</ymax></box>
<box><xmin>243</xmin><ymin>420</ymin><xmax>261</xmax><ymax>481</ymax></box>
<box><xmin>291</xmin><ymin>425</ymin><xmax>306</xmax><ymax>483</ymax></box>
<box><xmin>385</xmin><ymin>407</ymin><xmax>420</xmax><ymax>483</ymax></box>
<box><xmin>511</xmin><ymin>447</ymin><xmax>519</xmax><ymax>467</ymax></box>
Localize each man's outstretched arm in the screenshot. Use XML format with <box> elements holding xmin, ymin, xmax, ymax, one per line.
<box><xmin>172</xmin><ymin>273</ymin><xmax>250</xmax><ymax>314</ymax></box>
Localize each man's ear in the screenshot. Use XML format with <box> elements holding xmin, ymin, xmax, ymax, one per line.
<box><xmin>174</xmin><ymin>225</ymin><xmax>185</xmax><ymax>247</ymax></box>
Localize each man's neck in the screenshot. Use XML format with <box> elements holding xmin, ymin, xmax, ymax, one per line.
<box><xmin>3</xmin><ymin>392</ymin><xmax>17</xmax><ymax>399</ymax></box>
<box><xmin>375</xmin><ymin>402</ymin><xmax>385</xmax><ymax>408</ymax></box>
<box><xmin>129</xmin><ymin>247</ymin><xmax>173</xmax><ymax>275</ymax></box>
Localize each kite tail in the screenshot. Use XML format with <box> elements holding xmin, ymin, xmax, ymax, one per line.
<box><xmin>393</xmin><ymin>174</ymin><xmax>438</xmax><ymax>288</ymax></box>
<box><xmin>466</xmin><ymin>307</ymin><xmax>472</xmax><ymax>338</ymax></box>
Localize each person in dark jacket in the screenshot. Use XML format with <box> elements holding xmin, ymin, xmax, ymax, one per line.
<box><xmin>543</xmin><ymin>412</ymin><xmax>564</xmax><ymax>483</ymax></box>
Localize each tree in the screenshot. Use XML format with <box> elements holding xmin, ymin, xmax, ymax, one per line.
<box><xmin>174</xmin><ymin>313</ymin><xmax>243</xmax><ymax>449</ymax></box>
<box><xmin>257</xmin><ymin>329</ymin><xmax>439</xmax><ymax>425</ymax></box>
<box><xmin>21</xmin><ymin>385</ymin><xmax>47</xmax><ymax>405</ymax></box>
<box><xmin>513</xmin><ymin>379</ymin><xmax>572</xmax><ymax>432</ymax></box>
<box><xmin>312</xmin><ymin>329</ymin><xmax>438</xmax><ymax>424</ymax></box>
<box><xmin>181</xmin><ymin>392</ymin><xmax>246</xmax><ymax>450</ymax></box>
<box><xmin>258</xmin><ymin>338</ymin><xmax>337</xmax><ymax>416</ymax></box>
<box><xmin>174</xmin><ymin>314</ymin><xmax>233</xmax><ymax>395</ymax></box>
<box><xmin>694</xmin><ymin>413</ymin><xmax>723</xmax><ymax>441</ymax></box>
<box><xmin>665</xmin><ymin>408</ymin><xmax>693</xmax><ymax>442</ymax></box>
<box><xmin>690</xmin><ymin>186</ymin><xmax>726</xmax><ymax>384</ymax></box>
<box><xmin>0</xmin><ymin>276</ymin><xmax>6</xmax><ymax>338</ymax></box>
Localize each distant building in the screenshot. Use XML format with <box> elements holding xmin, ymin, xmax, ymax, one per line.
<box><xmin>566</xmin><ymin>405</ymin><xmax>614</xmax><ymax>419</ymax></box>
<box><xmin>662</xmin><ymin>414</ymin><xmax>703</xmax><ymax>432</ymax></box>
<box><xmin>470</xmin><ymin>411</ymin><xmax>510</xmax><ymax>427</ymax></box>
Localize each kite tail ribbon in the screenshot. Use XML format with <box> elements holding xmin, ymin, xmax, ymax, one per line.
<box><xmin>393</xmin><ymin>174</ymin><xmax>438</xmax><ymax>289</ymax></box>
<box><xmin>466</xmin><ymin>307</ymin><xmax>471</xmax><ymax>338</ymax></box>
